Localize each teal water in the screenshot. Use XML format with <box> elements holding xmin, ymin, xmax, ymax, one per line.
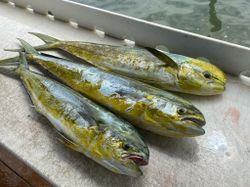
<box><xmin>71</xmin><ymin>0</ymin><xmax>250</xmax><ymax>47</ymax></box>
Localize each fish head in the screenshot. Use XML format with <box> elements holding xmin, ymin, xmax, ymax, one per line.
<box><xmin>101</xmin><ymin>127</ymin><xmax>149</xmax><ymax>177</ymax></box>
<box><xmin>144</xmin><ymin>96</ymin><xmax>206</xmax><ymax>137</ymax></box>
<box><xmin>171</xmin><ymin>101</ymin><xmax>206</xmax><ymax>137</ymax></box>
<box><xmin>177</xmin><ymin>58</ymin><xmax>226</xmax><ymax>95</ymax></box>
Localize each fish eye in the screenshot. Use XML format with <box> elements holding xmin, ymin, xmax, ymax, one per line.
<box><xmin>203</xmin><ymin>71</ymin><xmax>212</xmax><ymax>79</ymax></box>
<box><xmin>177</xmin><ymin>108</ymin><xmax>186</xmax><ymax>115</ymax></box>
<box><xmin>123</xmin><ymin>144</ymin><xmax>132</xmax><ymax>151</ymax></box>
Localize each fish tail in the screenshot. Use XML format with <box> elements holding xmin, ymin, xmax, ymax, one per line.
<box><xmin>0</xmin><ymin>65</ymin><xmax>18</xmax><ymax>77</ymax></box>
<box><xmin>5</xmin><ymin>32</ymin><xmax>59</xmax><ymax>52</ymax></box>
<box><xmin>28</xmin><ymin>32</ymin><xmax>60</xmax><ymax>51</ymax></box>
<box><xmin>18</xmin><ymin>52</ymin><xmax>29</xmax><ymax>70</ymax></box>
<box><xmin>4</xmin><ymin>48</ymin><xmax>22</xmax><ymax>52</ymax></box>
<box><xmin>5</xmin><ymin>52</ymin><xmax>29</xmax><ymax>76</ymax></box>
<box><xmin>0</xmin><ymin>55</ymin><xmax>21</xmax><ymax>76</ymax></box>
<box><xmin>28</xmin><ymin>32</ymin><xmax>60</xmax><ymax>44</ymax></box>
<box><xmin>5</xmin><ymin>43</ymin><xmax>53</xmax><ymax>52</ymax></box>
<box><xmin>0</xmin><ymin>55</ymin><xmax>22</xmax><ymax>76</ymax></box>
<box><xmin>17</xmin><ymin>38</ymin><xmax>39</xmax><ymax>54</ymax></box>
<box><xmin>0</xmin><ymin>56</ymin><xmax>19</xmax><ymax>66</ymax></box>
<box><xmin>0</xmin><ymin>53</ymin><xmax>29</xmax><ymax>77</ymax></box>
<box><xmin>0</xmin><ymin>38</ymin><xmax>37</xmax><ymax>66</ymax></box>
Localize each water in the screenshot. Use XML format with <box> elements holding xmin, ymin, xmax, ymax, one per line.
<box><xmin>71</xmin><ymin>0</ymin><xmax>250</xmax><ymax>47</ymax></box>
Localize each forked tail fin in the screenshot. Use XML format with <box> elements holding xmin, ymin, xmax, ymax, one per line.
<box><xmin>0</xmin><ymin>65</ymin><xmax>18</xmax><ymax>76</ymax></box>
<box><xmin>19</xmin><ymin>52</ymin><xmax>29</xmax><ymax>70</ymax></box>
<box><xmin>1</xmin><ymin>39</ymin><xmax>39</xmax><ymax>65</ymax></box>
<box><xmin>0</xmin><ymin>53</ymin><xmax>27</xmax><ymax>76</ymax></box>
<box><xmin>0</xmin><ymin>56</ymin><xmax>19</xmax><ymax>66</ymax></box>
<box><xmin>5</xmin><ymin>32</ymin><xmax>60</xmax><ymax>52</ymax></box>
<box><xmin>28</xmin><ymin>32</ymin><xmax>60</xmax><ymax>44</ymax></box>
<box><xmin>17</xmin><ymin>38</ymin><xmax>39</xmax><ymax>55</ymax></box>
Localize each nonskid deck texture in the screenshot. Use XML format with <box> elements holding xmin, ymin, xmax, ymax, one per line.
<box><xmin>0</xmin><ymin>2</ymin><xmax>250</xmax><ymax>187</ymax></box>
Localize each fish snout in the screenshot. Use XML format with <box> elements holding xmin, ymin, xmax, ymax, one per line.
<box><xmin>181</xmin><ymin>116</ymin><xmax>206</xmax><ymax>127</ymax></box>
<box><xmin>122</xmin><ymin>152</ymin><xmax>149</xmax><ymax>166</ymax></box>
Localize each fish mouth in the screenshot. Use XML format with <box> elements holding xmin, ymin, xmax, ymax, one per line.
<box><xmin>122</xmin><ymin>154</ymin><xmax>148</xmax><ymax>166</ymax></box>
<box><xmin>210</xmin><ymin>82</ymin><xmax>226</xmax><ymax>91</ymax></box>
<box><xmin>206</xmin><ymin>80</ymin><xmax>226</xmax><ymax>95</ymax></box>
<box><xmin>182</xmin><ymin>117</ymin><xmax>206</xmax><ymax>127</ymax></box>
<box><xmin>177</xmin><ymin>117</ymin><xmax>206</xmax><ymax>136</ymax></box>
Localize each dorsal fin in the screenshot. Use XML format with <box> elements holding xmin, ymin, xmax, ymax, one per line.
<box><xmin>145</xmin><ymin>47</ymin><xmax>178</xmax><ymax>68</ymax></box>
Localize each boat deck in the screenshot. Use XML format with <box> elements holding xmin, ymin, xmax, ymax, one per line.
<box><xmin>0</xmin><ymin>144</ymin><xmax>51</xmax><ymax>186</ymax></box>
<box><xmin>0</xmin><ymin>2</ymin><xmax>250</xmax><ymax>187</ymax></box>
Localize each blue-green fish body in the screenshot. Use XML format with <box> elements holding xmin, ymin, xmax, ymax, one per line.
<box><xmin>18</xmin><ymin>32</ymin><xmax>226</xmax><ymax>95</ymax></box>
<box><xmin>0</xmin><ymin>53</ymin><xmax>149</xmax><ymax>177</ymax></box>
<box><xmin>1</xmin><ymin>39</ymin><xmax>207</xmax><ymax>138</ymax></box>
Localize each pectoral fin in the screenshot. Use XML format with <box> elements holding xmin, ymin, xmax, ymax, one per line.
<box><xmin>94</xmin><ymin>64</ymin><xmax>111</xmax><ymax>72</ymax></box>
<box><xmin>56</xmin><ymin>131</ymin><xmax>81</xmax><ymax>152</ymax></box>
<box><xmin>146</xmin><ymin>47</ymin><xmax>178</xmax><ymax>68</ymax></box>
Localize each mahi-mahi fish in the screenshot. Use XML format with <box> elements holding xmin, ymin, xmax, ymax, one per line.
<box><xmin>0</xmin><ymin>53</ymin><xmax>149</xmax><ymax>177</ymax></box>
<box><xmin>1</xmin><ymin>39</ymin><xmax>206</xmax><ymax>137</ymax></box>
<box><xmin>7</xmin><ymin>32</ymin><xmax>226</xmax><ymax>95</ymax></box>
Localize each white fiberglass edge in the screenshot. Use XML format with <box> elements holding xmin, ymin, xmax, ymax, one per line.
<box><xmin>1</xmin><ymin>0</ymin><xmax>250</xmax><ymax>75</ymax></box>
